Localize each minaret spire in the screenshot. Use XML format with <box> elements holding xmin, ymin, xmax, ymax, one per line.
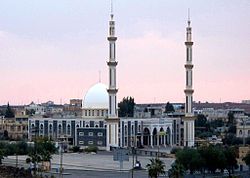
<box><xmin>110</xmin><ymin>0</ymin><xmax>113</xmax><ymax>15</ymax></box>
<box><xmin>183</xmin><ymin>9</ymin><xmax>195</xmax><ymax>147</ymax></box>
<box><xmin>106</xmin><ymin>0</ymin><xmax>119</xmax><ymax>150</ymax></box>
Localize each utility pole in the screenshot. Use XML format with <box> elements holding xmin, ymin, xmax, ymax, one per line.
<box><xmin>59</xmin><ymin>137</ymin><xmax>64</xmax><ymax>178</ymax></box>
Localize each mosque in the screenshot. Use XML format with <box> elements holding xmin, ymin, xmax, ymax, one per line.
<box><xmin>28</xmin><ymin>7</ymin><xmax>195</xmax><ymax>150</ymax></box>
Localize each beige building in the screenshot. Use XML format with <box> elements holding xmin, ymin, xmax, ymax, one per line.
<box><xmin>236</xmin><ymin>116</ymin><xmax>250</xmax><ymax>138</ymax></box>
<box><xmin>238</xmin><ymin>146</ymin><xmax>250</xmax><ymax>165</ymax></box>
<box><xmin>0</xmin><ymin>117</ymin><xmax>28</xmax><ymax>140</ymax></box>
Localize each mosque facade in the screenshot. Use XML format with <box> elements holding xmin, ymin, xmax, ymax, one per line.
<box><xmin>28</xmin><ymin>8</ymin><xmax>195</xmax><ymax>150</ymax></box>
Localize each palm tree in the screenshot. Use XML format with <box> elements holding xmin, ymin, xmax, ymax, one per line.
<box><xmin>168</xmin><ymin>162</ymin><xmax>185</xmax><ymax>178</ymax></box>
<box><xmin>146</xmin><ymin>158</ymin><xmax>166</xmax><ymax>178</ymax></box>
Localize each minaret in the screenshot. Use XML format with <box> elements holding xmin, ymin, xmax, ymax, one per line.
<box><xmin>106</xmin><ymin>2</ymin><xmax>119</xmax><ymax>150</ymax></box>
<box><xmin>183</xmin><ymin>10</ymin><xmax>195</xmax><ymax>147</ymax></box>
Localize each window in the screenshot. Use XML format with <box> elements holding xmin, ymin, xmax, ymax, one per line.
<box><xmin>88</xmin><ymin>132</ymin><xmax>93</xmax><ymax>136</ymax></box>
<box><xmin>125</xmin><ymin>125</ymin><xmax>128</xmax><ymax>135</ymax></box>
<box><xmin>58</xmin><ymin>124</ymin><xmax>62</xmax><ymax>135</ymax></box>
<box><xmin>92</xmin><ymin>110</ymin><xmax>94</xmax><ymax>116</ymax></box>
<box><xmin>98</xmin><ymin>132</ymin><xmax>103</xmax><ymax>137</ymax></box>
<box><xmin>79</xmin><ymin>132</ymin><xmax>84</xmax><ymax>136</ymax></box>
<box><xmin>67</xmin><ymin>125</ymin><xmax>71</xmax><ymax>135</ymax></box>
<box><xmin>79</xmin><ymin>141</ymin><xmax>84</xmax><ymax>145</ymax></box>
<box><xmin>49</xmin><ymin>124</ymin><xmax>53</xmax><ymax>134</ymax></box>
<box><xmin>97</xmin><ymin>110</ymin><xmax>99</xmax><ymax>116</ymax></box>
<box><xmin>88</xmin><ymin>141</ymin><xmax>93</xmax><ymax>145</ymax></box>
<box><xmin>97</xmin><ymin>141</ymin><xmax>103</xmax><ymax>145</ymax></box>
<box><xmin>101</xmin><ymin>110</ymin><xmax>104</xmax><ymax>116</ymax></box>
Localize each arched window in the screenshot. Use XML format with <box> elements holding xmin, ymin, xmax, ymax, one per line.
<box><xmin>239</xmin><ymin>130</ymin><xmax>242</xmax><ymax>135</ymax></box>
<box><xmin>49</xmin><ymin>124</ymin><xmax>53</xmax><ymax>134</ymax></box>
<box><xmin>125</xmin><ymin>125</ymin><xmax>128</xmax><ymax>135</ymax></box>
<box><xmin>67</xmin><ymin>124</ymin><xmax>71</xmax><ymax>135</ymax></box>
<box><xmin>76</xmin><ymin>124</ymin><xmax>80</xmax><ymax>128</ymax></box>
<box><xmin>95</xmin><ymin>125</ymin><xmax>99</xmax><ymax>128</ymax></box>
<box><xmin>58</xmin><ymin>124</ymin><xmax>62</xmax><ymax>135</ymax></box>
<box><xmin>40</xmin><ymin>124</ymin><xmax>44</xmax><ymax>135</ymax></box>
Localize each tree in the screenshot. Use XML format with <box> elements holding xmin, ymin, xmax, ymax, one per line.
<box><xmin>176</xmin><ymin>148</ymin><xmax>204</xmax><ymax>174</ymax></box>
<box><xmin>118</xmin><ymin>97</ymin><xmax>135</xmax><ymax>117</ymax></box>
<box><xmin>168</xmin><ymin>162</ymin><xmax>185</xmax><ymax>178</ymax></box>
<box><xmin>3</xmin><ymin>130</ymin><xmax>9</xmax><ymax>140</ymax></box>
<box><xmin>0</xmin><ymin>149</ymin><xmax>6</xmax><ymax>164</ymax></box>
<box><xmin>223</xmin><ymin>133</ymin><xmax>242</xmax><ymax>145</ymax></box>
<box><xmin>27</xmin><ymin>137</ymin><xmax>57</xmax><ymax>174</ymax></box>
<box><xmin>26</xmin><ymin>109</ymin><xmax>35</xmax><ymax>116</ymax></box>
<box><xmin>195</xmin><ymin>114</ymin><xmax>207</xmax><ymax>127</ymax></box>
<box><xmin>4</xmin><ymin>103</ymin><xmax>15</xmax><ymax>118</ymax></box>
<box><xmin>198</xmin><ymin>146</ymin><xmax>226</xmax><ymax>173</ymax></box>
<box><xmin>164</xmin><ymin>102</ymin><xmax>175</xmax><ymax>113</ymax></box>
<box><xmin>243</xmin><ymin>151</ymin><xmax>250</xmax><ymax>170</ymax></box>
<box><xmin>227</xmin><ymin>112</ymin><xmax>235</xmax><ymax>126</ymax></box>
<box><xmin>146</xmin><ymin>158</ymin><xmax>165</xmax><ymax>178</ymax></box>
<box><xmin>223</xmin><ymin>147</ymin><xmax>238</xmax><ymax>176</ymax></box>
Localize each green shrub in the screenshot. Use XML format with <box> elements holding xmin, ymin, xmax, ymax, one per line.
<box><xmin>170</xmin><ymin>147</ymin><xmax>182</xmax><ymax>154</ymax></box>
<box><xmin>84</xmin><ymin>146</ymin><xmax>98</xmax><ymax>153</ymax></box>
<box><xmin>72</xmin><ymin>146</ymin><xmax>80</xmax><ymax>153</ymax></box>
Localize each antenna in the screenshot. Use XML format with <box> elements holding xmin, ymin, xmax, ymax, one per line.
<box><xmin>111</xmin><ymin>0</ymin><xmax>113</xmax><ymax>14</ymax></box>
<box><xmin>188</xmin><ymin>8</ymin><xmax>191</xmax><ymax>26</ymax></box>
<box><xmin>110</xmin><ymin>0</ymin><xmax>114</xmax><ymax>19</ymax></box>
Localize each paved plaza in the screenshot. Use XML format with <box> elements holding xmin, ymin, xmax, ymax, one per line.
<box><xmin>3</xmin><ymin>151</ymin><xmax>175</xmax><ymax>177</ymax></box>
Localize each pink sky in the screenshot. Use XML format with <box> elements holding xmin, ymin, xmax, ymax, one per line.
<box><xmin>0</xmin><ymin>1</ymin><xmax>249</xmax><ymax>105</ymax></box>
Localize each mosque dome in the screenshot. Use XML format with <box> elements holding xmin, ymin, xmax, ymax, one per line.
<box><xmin>82</xmin><ymin>83</ymin><xmax>108</xmax><ymax>109</ymax></box>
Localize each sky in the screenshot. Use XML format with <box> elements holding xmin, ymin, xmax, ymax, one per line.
<box><xmin>0</xmin><ymin>0</ymin><xmax>249</xmax><ymax>105</ymax></box>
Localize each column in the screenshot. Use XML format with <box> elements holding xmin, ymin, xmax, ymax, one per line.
<box><xmin>150</xmin><ymin>135</ymin><xmax>153</xmax><ymax>147</ymax></box>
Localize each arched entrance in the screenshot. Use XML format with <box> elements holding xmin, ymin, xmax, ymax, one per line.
<box><xmin>159</xmin><ymin>127</ymin><xmax>164</xmax><ymax>145</ymax></box>
<box><xmin>166</xmin><ymin>127</ymin><xmax>171</xmax><ymax>145</ymax></box>
<box><xmin>153</xmin><ymin>128</ymin><xmax>157</xmax><ymax>146</ymax></box>
<box><xmin>143</xmin><ymin>128</ymin><xmax>150</xmax><ymax>146</ymax></box>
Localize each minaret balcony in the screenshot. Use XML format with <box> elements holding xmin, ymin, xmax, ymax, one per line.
<box><xmin>184</xmin><ymin>89</ymin><xmax>194</xmax><ymax>94</ymax></box>
<box><xmin>107</xmin><ymin>88</ymin><xmax>118</xmax><ymax>94</ymax></box>
<box><xmin>185</xmin><ymin>41</ymin><xmax>193</xmax><ymax>45</ymax></box>
<box><xmin>107</xmin><ymin>61</ymin><xmax>118</xmax><ymax>66</ymax></box>
<box><xmin>107</xmin><ymin>37</ymin><xmax>117</xmax><ymax>41</ymax></box>
<box><xmin>185</xmin><ymin>63</ymin><xmax>193</xmax><ymax>69</ymax></box>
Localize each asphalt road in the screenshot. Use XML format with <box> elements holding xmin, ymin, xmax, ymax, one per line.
<box><xmin>50</xmin><ymin>169</ymin><xmax>150</xmax><ymax>178</ymax></box>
